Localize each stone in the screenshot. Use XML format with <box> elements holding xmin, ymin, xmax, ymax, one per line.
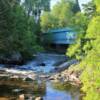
<box><xmin>39</xmin><ymin>63</ymin><xmax>46</xmax><ymax>66</ymax></box>
<box><xmin>40</xmin><ymin>75</ymin><xmax>50</xmax><ymax>79</ymax></box>
<box><xmin>25</xmin><ymin>77</ymin><xmax>33</xmax><ymax>82</ymax></box>
<box><xmin>0</xmin><ymin>75</ymin><xmax>9</xmax><ymax>80</ymax></box>
<box><xmin>56</xmin><ymin>59</ymin><xmax>78</xmax><ymax>72</ymax></box>
<box><xmin>0</xmin><ymin>69</ymin><xmax>6</xmax><ymax>73</ymax></box>
<box><xmin>35</xmin><ymin>96</ymin><xmax>43</xmax><ymax>100</ymax></box>
<box><xmin>51</xmin><ymin>79</ymin><xmax>59</xmax><ymax>83</ymax></box>
<box><xmin>25</xmin><ymin>94</ymin><xmax>35</xmax><ymax>100</ymax></box>
<box><xmin>12</xmin><ymin>89</ymin><xmax>23</xmax><ymax>93</ymax></box>
<box><xmin>49</xmin><ymin>77</ymin><xmax>55</xmax><ymax>80</ymax></box>
<box><xmin>19</xmin><ymin>94</ymin><xmax>25</xmax><ymax>100</ymax></box>
<box><xmin>10</xmin><ymin>75</ymin><xmax>19</xmax><ymax>79</ymax></box>
<box><xmin>0</xmin><ymin>52</ymin><xmax>23</xmax><ymax>65</ymax></box>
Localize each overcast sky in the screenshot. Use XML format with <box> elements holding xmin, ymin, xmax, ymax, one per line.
<box><xmin>51</xmin><ymin>0</ymin><xmax>91</xmax><ymax>9</ymax></box>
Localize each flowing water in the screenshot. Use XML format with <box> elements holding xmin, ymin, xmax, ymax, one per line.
<box><xmin>0</xmin><ymin>53</ymin><xmax>81</xmax><ymax>100</ymax></box>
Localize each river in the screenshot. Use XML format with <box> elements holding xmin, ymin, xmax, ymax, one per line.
<box><xmin>0</xmin><ymin>53</ymin><xmax>81</xmax><ymax>100</ymax></box>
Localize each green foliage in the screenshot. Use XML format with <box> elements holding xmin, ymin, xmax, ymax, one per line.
<box><xmin>66</xmin><ymin>13</ymin><xmax>89</xmax><ymax>60</ymax></box>
<box><xmin>80</xmin><ymin>50</ymin><xmax>100</xmax><ymax>100</ymax></box>
<box><xmin>67</xmin><ymin>0</ymin><xmax>100</xmax><ymax>99</ymax></box>
<box><xmin>82</xmin><ymin>1</ymin><xmax>96</xmax><ymax>18</ymax></box>
<box><xmin>72</xmin><ymin>12</ymin><xmax>89</xmax><ymax>33</ymax></box>
<box><xmin>40</xmin><ymin>0</ymin><xmax>80</xmax><ymax>32</ymax></box>
<box><xmin>23</xmin><ymin>0</ymin><xmax>50</xmax><ymax>22</ymax></box>
<box><xmin>95</xmin><ymin>0</ymin><xmax>100</xmax><ymax>12</ymax></box>
<box><xmin>68</xmin><ymin>17</ymin><xmax>100</xmax><ymax>99</ymax></box>
<box><xmin>0</xmin><ymin>0</ymin><xmax>43</xmax><ymax>59</ymax></box>
<box><xmin>66</xmin><ymin>0</ymin><xmax>96</xmax><ymax>60</ymax></box>
<box><xmin>0</xmin><ymin>0</ymin><xmax>12</xmax><ymax>53</ymax></box>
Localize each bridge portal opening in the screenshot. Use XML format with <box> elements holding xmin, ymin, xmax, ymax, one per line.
<box><xmin>44</xmin><ymin>43</ymin><xmax>69</xmax><ymax>54</ymax></box>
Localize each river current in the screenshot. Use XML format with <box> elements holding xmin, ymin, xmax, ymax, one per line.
<box><xmin>0</xmin><ymin>53</ymin><xmax>81</xmax><ymax>100</ymax></box>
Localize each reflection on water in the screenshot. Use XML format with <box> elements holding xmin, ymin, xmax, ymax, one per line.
<box><xmin>43</xmin><ymin>82</ymin><xmax>81</xmax><ymax>100</ymax></box>
<box><xmin>0</xmin><ymin>80</ymin><xmax>46</xmax><ymax>100</ymax></box>
<box><xmin>0</xmin><ymin>81</ymin><xmax>81</xmax><ymax>100</ymax></box>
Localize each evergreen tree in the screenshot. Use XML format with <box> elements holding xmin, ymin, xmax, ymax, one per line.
<box><xmin>23</xmin><ymin>0</ymin><xmax>50</xmax><ymax>23</ymax></box>
<box><xmin>0</xmin><ymin>0</ymin><xmax>43</xmax><ymax>60</ymax></box>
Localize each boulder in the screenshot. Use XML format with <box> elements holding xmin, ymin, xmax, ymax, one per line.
<box><xmin>35</xmin><ymin>96</ymin><xmax>43</xmax><ymax>100</ymax></box>
<box><xmin>12</xmin><ymin>89</ymin><xmax>23</xmax><ymax>93</ymax></box>
<box><xmin>19</xmin><ymin>94</ymin><xmax>25</xmax><ymax>100</ymax></box>
<box><xmin>0</xmin><ymin>52</ymin><xmax>23</xmax><ymax>65</ymax></box>
<box><xmin>38</xmin><ymin>62</ymin><xmax>46</xmax><ymax>66</ymax></box>
<box><xmin>56</xmin><ymin>59</ymin><xmax>78</xmax><ymax>72</ymax></box>
<box><xmin>25</xmin><ymin>77</ymin><xmax>34</xmax><ymax>82</ymax></box>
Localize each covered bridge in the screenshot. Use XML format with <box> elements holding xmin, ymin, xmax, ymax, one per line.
<box><xmin>43</xmin><ymin>28</ymin><xmax>77</xmax><ymax>45</ymax></box>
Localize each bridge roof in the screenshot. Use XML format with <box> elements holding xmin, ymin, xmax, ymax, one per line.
<box><xmin>44</xmin><ymin>28</ymin><xmax>74</xmax><ymax>34</ymax></box>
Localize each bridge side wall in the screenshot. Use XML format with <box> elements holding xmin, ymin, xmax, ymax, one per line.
<box><xmin>43</xmin><ymin>29</ymin><xmax>77</xmax><ymax>45</ymax></box>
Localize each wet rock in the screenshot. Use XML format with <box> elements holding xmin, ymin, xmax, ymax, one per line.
<box><xmin>49</xmin><ymin>77</ymin><xmax>55</xmax><ymax>80</ymax></box>
<box><xmin>50</xmin><ymin>68</ymin><xmax>82</xmax><ymax>86</ymax></box>
<box><xmin>56</xmin><ymin>59</ymin><xmax>78</xmax><ymax>72</ymax></box>
<box><xmin>54</xmin><ymin>67</ymin><xmax>59</xmax><ymax>71</ymax></box>
<box><xmin>12</xmin><ymin>89</ymin><xmax>23</xmax><ymax>93</ymax></box>
<box><xmin>25</xmin><ymin>94</ymin><xmax>35</xmax><ymax>100</ymax></box>
<box><xmin>9</xmin><ymin>75</ymin><xmax>22</xmax><ymax>81</ymax></box>
<box><xmin>25</xmin><ymin>77</ymin><xmax>33</xmax><ymax>82</ymax></box>
<box><xmin>0</xmin><ymin>74</ymin><xmax>10</xmax><ymax>80</ymax></box>
<box><xmin>19</xmin><ymin>94</ymin><xmax>25</xmax><ymax>100</ymax></box>
<box><xmin>35</xmin><ymin>96</ymin><xmax>43</xmax><ymax>100</ymax></box>
<box><xmin>0</xmin><ymin>69</ymin><xmax>6</xmax><ymax>73</ymax></box>
<box><xmin>69</xmin><ymin>75</ymin><xmax>81</xmax><ymax>85</ymax></box>
<box><xmin>39</xmin><ymin>62</ymin><xmax>46</xmax><ymax>66</ymax></box>
<box><xmin>0</xmin><ymin>52</ymin><xmax>23</xmax><ymax>65</ymax></box>
<box><xmin>10</xmin><ymin>75</ymin><xmax>19</xmax><ymax>79</ymax></box>
<box><xmin>25</xmin><ymin>74</ymin><xmax>37</xmax><ymax>81</ymax></box>
<box><xmin>39</xmin><ymin>75</ymin><xmax>50</xmax><ymax>79</ymax></box>
<box><xmin>49</xmin><ymin>74</ymin><xmax>60</xmax><ymax>82</ymax></box>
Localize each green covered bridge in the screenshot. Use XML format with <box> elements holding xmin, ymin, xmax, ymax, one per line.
<box><xmin>43</xmin><ymin>28</ymin><xmax>77</xmax><ymax>45</ymax></box>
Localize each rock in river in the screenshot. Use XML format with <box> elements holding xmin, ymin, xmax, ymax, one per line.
<box><xmin>35</xmin><ymin>96</ymin><xmax>43</xmax><ymax>100</ymax></box>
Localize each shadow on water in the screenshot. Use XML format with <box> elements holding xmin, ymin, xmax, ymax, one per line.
<box><xmin>0</xmin><ymin>80</ymin><xmax>46</xmax><ymax>99</ymax></box>
<box><xmin>0</xmin><ymin>81</ymin><xmax>82</xmax><ymax>100</ymax></box>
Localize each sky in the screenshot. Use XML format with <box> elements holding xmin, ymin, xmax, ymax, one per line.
<box><xmin>51</xmin><ymin>0</ymin><xmax>91</xmax><ymax>10</ymax></box>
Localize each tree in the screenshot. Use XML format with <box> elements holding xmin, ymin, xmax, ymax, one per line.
<box><xmin>0</xmin><ymin>0</ymin><xmax>12</xmax><ymax>53</ymax></box>
<box><xmin>23</xmin><ymin>0</ymin><xmax>50</xmax><ymax>23</ymax></box>
<box><xmin>41</xmin><ymin>0</ymin><xmax>80</xmax><ymax>32</ymax></box>
<box><xmin>72</xmin><ymin>0</ymin><xmax>80</xmax><ymax>13</ymax></box>
<box><xmin>0</xmin><ymin>0</ymin><xmax>43</xmax><ymax>60</ymax></box>
<box><xmin>67</xmin><ymin>0</ymin><xmax>100</xmax><ymax>99</ymax></box>
<box><xmin>66</xmin><ymin>12</ymin><xmax>89</xmax><ymax>59</ymax></box>
<box><xmin>82</xmin><ymin>1</ymin><xmax>96</xmax><ymax>18</ymax></box>
<box><xmin>95</xmin><ymin>0</ymin><xmax>100</xmax><ymax>12</ymax></box>
<box><xmin>80</xmin><ymin>16</ymin><xmax>100</xmax><ymax>100</ymax></box>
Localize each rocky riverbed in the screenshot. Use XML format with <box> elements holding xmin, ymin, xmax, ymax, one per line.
<box><xmin>0</xmin><ymin>53</ymin><xmax>83</xmax><ymax>100</ymax></box>
<box><xmin>0</xmin><ymin>59</ymin><xmax>81</xmax><ymax>86</ymax></box>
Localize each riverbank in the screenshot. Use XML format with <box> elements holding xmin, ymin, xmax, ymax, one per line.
<box><xmin>49</xmin><ymin>63</ymin><xmax>82</xmax><ymax>86</ymax></box>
